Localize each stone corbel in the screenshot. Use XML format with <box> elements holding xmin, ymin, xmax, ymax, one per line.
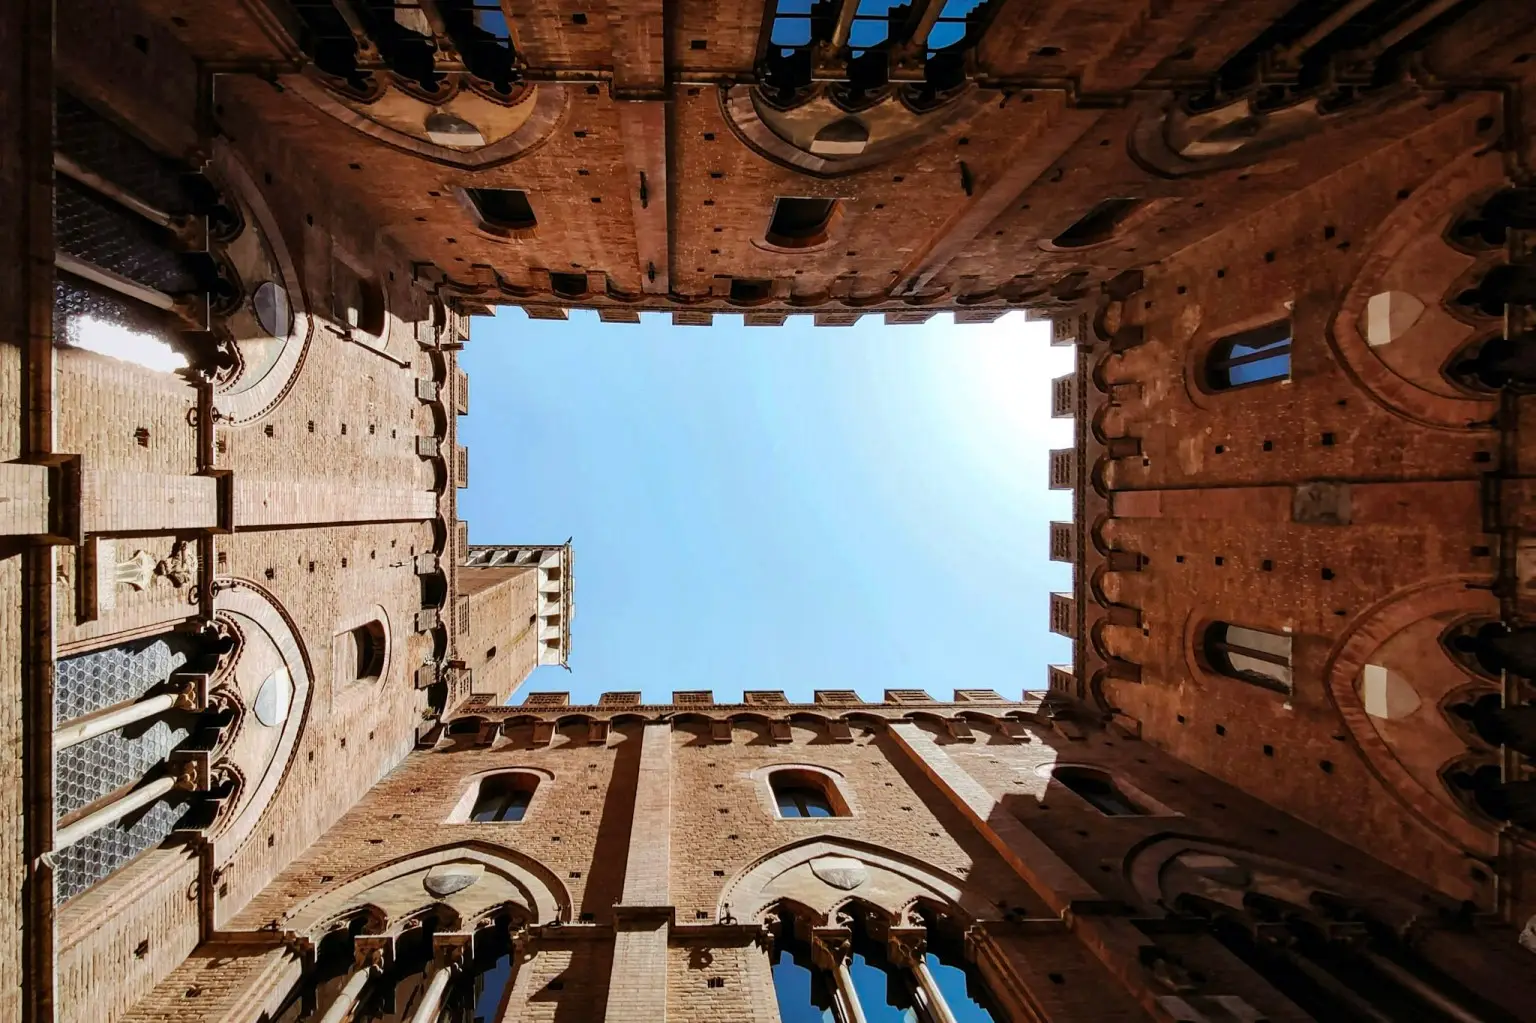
<box><xmin>885</xmin><ymin>925</ymin><xmax>928</xmax><ymax>968</ymax></box>
<box><xmin>810</xmin><ymin>926</ymin><xmax>853</xmax><ymax>972</ymax></box>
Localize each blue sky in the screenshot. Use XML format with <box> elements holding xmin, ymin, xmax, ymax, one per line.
<box><xmin>458</xmin><ymin>309</ymin><xmax>1072</xmax><ymax>705</ymax></box>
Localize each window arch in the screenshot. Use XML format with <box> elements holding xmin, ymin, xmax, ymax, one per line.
<box><xmin>335</xmin><ymin>262</ymin><xmax>386</xmax><ymax>339</ymax></box>
<box><xmin>468</xmin><ymin>772</ymin><xmax>538</xmax><ymax>823</ymax></box>
<box><xmin>766</xmin><ymin>197</ymin><xmax>839</xmax><ymax>249</ymax></box>
<box><xmin>1052</xmin><ymin>766</ymin><xmax>1147</xmax><ymax>816</ymax></box>
<box><xmin>1203</xmin><ymin>622</ymin><xmax>1293</xmax><ymax>693</ymax></box>
<box><xmin>350</xmin><ymin>620</ymin><xmax>387</xmax><ymax>682</ymax></box>
<box><xmin>768</xmin><ymin>768</ymin><xmax>849</xmax><ymax>819</ymax></box>
<box><xmin>1204</xmin><ymin>320</ymin><xmax>1292</xmax><ymax>391</ymax></box>
<box><xmin>1051</xmin><ymin>197</ymin><xmax>1143</xmax><ymax>248</ymax></box>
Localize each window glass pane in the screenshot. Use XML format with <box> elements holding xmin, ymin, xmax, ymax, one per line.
<box><xmin>1228</xmin><ymin>626</ymin><xmax>1292</xmax><ymax>662</ymax></box>
<box><xmin>500</xmin><ymin>787</ymin><xmax>532</xmax><ymax>822</ymax></box>
<box><xmin>938</xmin><ymin>0</ymin><xmax>986</xmax><ymax>16</ymax></box>
<box><xmin>1228</xmin><ymin>336</ymin><xmax>1289</xmax><ymax>358</ymax></box>
<box><xmin>924</xmin><ymin>954</ymin><xmax>997</xmax><ymax>1023</ymax></box>
<box><xmin>1226</xmin><ymin>352</ymin><xmax>1289</xmax><ymax>385</ymax></box>
<box><xmin>847</xmin><ymin>952</ymin><xmax>920</xmax><ymax>1023</ymax></box>
<box><xmin>473</xmin><ymin>9</ymin><xmax>510</xmax><ymax>40</ymax></box>
<box><xmin>1227</xmin><ymin>652</ymin><xmax>1292</xmax><ymax>689</ymax></box>
<box><xmin>470</xmin><ymin>951</ymin><xmax>513</xmax><ymax>1022</ymax></box>
<box><xmin>777</xmin><ymin>788</ymin><xmax>806</xmax><ymax>817</ymax></box>
<box><xmin>772</xmin><ymin>947</ymin><xmax>838</xmax><ymax>1023</ymax></box>
<box><xmin>800</xmin><ymin>787</ymin><xmax>834</xmax><ymax>816</ymax></box>
<box><xmin>776</xmin><ymin>0</ymin><xmax>815</xmax><ymax>13</ymax></box>
<box><xmin>772</xmin><ymin>17</ymin><xmax>813</xmax><ymax>46</ymax></box>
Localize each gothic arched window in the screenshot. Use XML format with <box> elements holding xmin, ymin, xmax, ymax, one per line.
<box><xmin>1204</xmin><ymin>321</ymin><xmax>1292</xmax><ymax>391</ymax></box>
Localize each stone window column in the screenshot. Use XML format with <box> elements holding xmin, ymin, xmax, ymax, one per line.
<box><xmin>407</xmin><ymin>933</ymin><xmax>470</xmax><ymax>1023</ymax></box>
<box><xmin>53</xmin><ymin>671</ymin><xmax>207</xmax><ymax>752</ymax></box>
<box><xmin>888</xmin><ymin>927</ymin><xmax>960</xmax><ymax>1023</ymax></box>
<box><xmin>316</xmin><ymin>944</ymin><xmax>384</xmax><ymax>1023</ymax></box>
<box><xmin>811</xmin><ymin>925</ymin><xmax>867</xmax><ymax>1023</ymax></box>
<box><xmin>54</xmin><ymin>757</ymin><xmax>202</xmax><ymax>848</ymax></box>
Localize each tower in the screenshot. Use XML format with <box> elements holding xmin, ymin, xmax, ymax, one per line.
<box><xmin>458</xmin><ymin>542</ymin><xmax>574</xmax><ymax>704</ymax></box>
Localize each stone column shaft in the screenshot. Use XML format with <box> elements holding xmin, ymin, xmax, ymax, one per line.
<box><xmin>912</xmin><ymin>959</ymin><xmax>960</xmax><ymax>1023</ymax></box>
<box><xmin>53</xmin><ymin>691</ymin><xmax>179</xmax><ymax>752</ymax></box>
<box><xmin>316</xmin><ymin>966</ymin><xmax>374</xmax><ymax>1023</ymax></box>
<box><xmin>407</xmin><ymin>965</ymin><xmax>455</xmax><ymax>1023</ymax></box>
<box><xmin>55</xmin><ymin>773</ymin><xmax>177</xmax><ymax>848</ymax></box>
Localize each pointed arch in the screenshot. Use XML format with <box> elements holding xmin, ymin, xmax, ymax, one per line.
<box><xmin>718</xmin><ymin>835</ymin><xmax>997</xmax><ymax>926</ymax></box>
<box><xmin>282</xmin><ymin>841</ymin><xmax>571</xmax><ymax>938</ymax></box>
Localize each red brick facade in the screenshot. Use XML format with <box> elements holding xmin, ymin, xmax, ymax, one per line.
<box><xmin>4</xmin><ymin>1</ymin><xmax>1536</xmax><ymax>1021</ymax></box>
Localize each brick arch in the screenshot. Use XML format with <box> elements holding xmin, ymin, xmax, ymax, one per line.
<box><xmin>718</xmin><ymin>835</ymin><xmax>994</xmax><ymax>927</ymax></box>
<box><xmin>281</xmin><ymin>841</ymin><xmax>571</xmax><ymax>939</ymax></box>
<box><xmin>1327</xmin><ymin>146</ymin><xmax>1505</xmax><ymax>429</ymax></box>
<box><xmin>284</xmin><ymin>73</ymin><xmax>569</xmax><ymax>170</ymax></box>
<box><xmin>207</xmin><ymin>580</ymin><xmax>314</xmax><ymax>866</ymax></box>
<box><xmin>208</xmin><ymin>139</ymin><xmax>314</xmax><ymax>426</ymax></box>
<box><xmin>1123</xmin><ymin>832</ymin><xmax>1432</xmax><ymax>925</ymax></box>
<box><xmin>720</xmin><ymin>84</ymin><xmax>989</xmax><ymax>178</ymax></box>
<box><xmin>1323</xmin><ymin>577</ymin><xmax>1500</xmax><ymax>856</ymax></box>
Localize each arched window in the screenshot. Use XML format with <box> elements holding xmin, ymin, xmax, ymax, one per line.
<box><xmin>335</xmin><ymin>262</ymin><xmax>386</xmax><ymax>338</ymax></box>
<box><xmin>770</xmin><ymin>770</ymin><xmax>844</xmax><ymax>818</ymax></box>
<box><xmin>1052</xmin><ymin>767</ymin><xmax>1146</xmax><ymax>816</ymax></box>
<box><xmin>1051</xmin><ymin>197</ymin><xmax>1143</xmax><ymax>248</ymax></box>
<box><xmin>1204</xmin><ymin>321</ymin><xmax>1292</xmax><ymax>391</ymax></box>
<box><xmin>351</xmin><ymin>621</ymin><xmax>386</xmax><ymax>681</ymax></box>
<box><xmin>470</xmin><ymin>774</ymin><xmax>536</xmax><ymax>823</ymax></box>
<box><xmin>766</xmin><ymin>197</ymin><xmax>838</xmax><ymax>249</ymax></box>
<box><xmin>1203</xmin><ymin>622</ymin><xmax>1293</xmax><ymax>693</ymax></box>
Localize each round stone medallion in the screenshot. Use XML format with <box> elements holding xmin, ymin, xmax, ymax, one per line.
<box><xmin>253</xmin><ymin>666</ymin><xmax>293</xmax><ymax>727</ymax></box>
<box><xmin>253</xmin><ymin>281</ymin><xmax>291</xmax><ymax>339</ymax></box>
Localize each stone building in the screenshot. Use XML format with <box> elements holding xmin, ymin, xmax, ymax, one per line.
<box><xmin>4</xmin><ymin>1</ymin><xmax>1536</xmax><ymax>1022</ymax></box>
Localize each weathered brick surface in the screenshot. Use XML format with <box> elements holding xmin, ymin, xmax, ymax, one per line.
<box><xmin>460</xmin><ymin>566</ymin><xmax>541</xmax><ymax>704</ymax></box>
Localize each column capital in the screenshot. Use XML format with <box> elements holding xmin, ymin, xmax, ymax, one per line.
<box><xmin>431</xmin><ymin>931</ymin><xmax>472</xmax><ymax>971</ymax></box>
<box><xmin>885</xmin><ymin>926</ymin><xmax>927</xmax><ymax>969</ymax></box>
<box><xmin>810</xmin><ymin>926</ymin><xmax>853</xmax><ymax>971</ymax></box>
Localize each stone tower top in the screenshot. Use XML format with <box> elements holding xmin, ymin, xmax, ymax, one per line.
<box><xmin>463</xmin><ymin>543</ymin><xmax>574</xmax><ymax>668</ymax></box>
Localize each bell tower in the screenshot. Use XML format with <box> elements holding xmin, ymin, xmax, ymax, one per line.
<box><xmin>456</xmin><ymin>542</ymin><xmax>574</xmax><ymax>704</ymax></box>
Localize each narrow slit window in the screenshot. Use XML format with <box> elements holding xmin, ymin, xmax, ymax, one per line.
<box><xmin>1205</xmin><ymin>320</ymin><xmax>1292</xmax><ymax>390</ymax></box>
<box><xmin>1204</xmin><ymin>622</ymin><xmax>1293</xmax><ymax>693</ymax></box>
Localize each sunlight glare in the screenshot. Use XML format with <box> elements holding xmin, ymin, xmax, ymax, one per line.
<box><xmin>67</xmin><ymin>314</ymin><xmax>189</xmax><ymax>373</ymax></box>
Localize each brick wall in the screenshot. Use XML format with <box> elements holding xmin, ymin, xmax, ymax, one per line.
<box><xmin>460</xmin><ymin>566</ymin><xmax>540</xmax><ymax>704</ymax></box>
